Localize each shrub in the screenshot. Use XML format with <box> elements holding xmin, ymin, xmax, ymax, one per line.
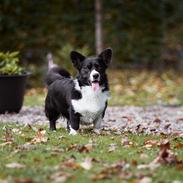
<box><xmin>54</xmin><ymin>44</ymin><xmax>90</xmax><ymax>75</ymax></box>
<box><xmin>0</xmin><ymin>51</ymin><xmax>24</xmax><ymax>75</ymax></box>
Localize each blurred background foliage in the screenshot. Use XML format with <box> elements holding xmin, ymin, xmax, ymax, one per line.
<box><xmin>0</xmin><ymin>0</ymin><xmax>183</xmax><ymax>87</ymax></box>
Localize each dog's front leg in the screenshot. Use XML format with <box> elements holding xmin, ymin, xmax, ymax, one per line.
<box><xmin>69</xmin><ymin>108</ymin><xmax>80</xmax><ymax>135</ymax></box>
<box><xmin>93</xmin><ymin>114</ymin><xmax>103</xmax><ymax>134</ymax></box>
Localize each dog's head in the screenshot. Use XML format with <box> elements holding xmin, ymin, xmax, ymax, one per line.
<box><xmin>71</xmin><ymin>48</ymin><xmax>112</xmax><ymax>91</ymax></box>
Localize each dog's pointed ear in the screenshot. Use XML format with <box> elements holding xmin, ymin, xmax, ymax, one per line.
<box><xmin>70</xmin><ymin>51</ymin><xmax>85</xmax><ymax>70</ymax></box>
<box><xmin>98</xmin><ymin>48</ymin><xmax>112</xmax><ymax>67</ymax></box>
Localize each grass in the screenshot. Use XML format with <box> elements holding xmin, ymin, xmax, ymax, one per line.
<box><xmin>0</xmin><ymin>123</ymin><xmax>183</xmax><ymax>183</ymax></box>
<box><xmin>24</xmin><ymin>69</ymin><xmax>183</xmax><ymax>106</ymax></box>
<box><xmin>2</xmin><ymin>69</ymin><xmax>183</xmax><ymax>182</ymax></box>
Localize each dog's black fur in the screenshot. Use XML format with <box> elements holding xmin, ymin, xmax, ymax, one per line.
<box><xmin>45</xmin><ymin>48</ymin><xmax>112</xmax><ymax>133</ymax></box>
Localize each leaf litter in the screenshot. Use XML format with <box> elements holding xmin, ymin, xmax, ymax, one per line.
<box><xmin>138</xmin><ymin>139</ymin><xmax>183</xmax><ymax>170</ymax></box>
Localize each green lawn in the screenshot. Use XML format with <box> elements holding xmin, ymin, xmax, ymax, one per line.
<box><xmin>0</xmin><ymin>123</ymin><xmax>183</xmax><ymax>183</ymax></box>
<box><xmin>2</xmin><ymin>69</ymin><xmax>183</xmax><ymax>182</ymax></box>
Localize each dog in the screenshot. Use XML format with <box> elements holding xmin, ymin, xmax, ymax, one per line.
<box><xmin>45</xmin><ymin>48</ymin><xmax>112</xmax><ymax>135</ymax></box>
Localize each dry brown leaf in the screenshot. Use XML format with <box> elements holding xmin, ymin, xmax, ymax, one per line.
<box><xmin>60</xmin><ymin>158</ymin><xmax>80</xmax><ymax>170</ymax></box>
<box><xmin>79</xmin><ymin>143</ymin><xmax>93</xmax><ymax>153</ymax></box>
<box><xmin>0</xmin><ymin>141</ymin><xmax>13</xmax><ymax>147</ymax></box>
<box><xmin>121</xmin><ymin>137</ymin><xmax>133</xmax><ymax>147</ymax></box>
<box><xmin>50</xmin><ymin>171</ymin><xmax>71</xmax><ymax>183</ymax></box>
<box><xmin>152</xmin><ymin>139</ymin><xmax>179</xmax><ymax>165</ymax></box>
<box><xmin>68</xmin><ymin>143</ymin><xmax>93</xmax><ymax>153</ymax></box>
<box><xmin>140</xmin><ymin>153</ymin><xmax>148</xmax><ymax>159</ymax></box>
<box><xmin>30</xmin><ymin>129</ymin><xmax>48</xmax><ymax>144</ymax></box>
<box><xmin>137</xmin><ymin>163</ymin><xmax>160</xmax><ymax>170</ymax></box>
<box><xmin>122</xmin><ymin>116</ymin><xmax>133</xmax><ymax>122</ymax></box>
<box><xmin>91</xmin><ymin>172</ymin><xmax>111</xmax><ymax>181</ymax></box>
<box><xmin>153</xmin><ymin>118</ymin><xmax>161</xmax><ymax>123</ymax></box>
<box><xmin>14</xmin><ymin>178</ymin><xmax>40</xmax><ymax>183</ymax></box>
<box><xmin>171</xmin><ymin>181</ymin><xmax>183</xmax><ymax>183</ymax></box>
<box><xmin>5</xmin><ymin>163</ymin><xmax>25</xmax><ymax>169</ymax></box>
<box><xmin>3</xmin><ymin>128</ymin><xmax>14</xmax><ymax>142</ymax></box>
<box><xmin>80</xmin><ymin>157</ymin><xmax>93</xmax><ymax>170</ymax></box>
<box><xmin>139</xmin><ymin>177</ymin><xmax>152</xmax><ymax>183</ymax></box>
<box><xmin>25</xmin><ymin>124</ymin><xmax>38</xmax><ymax>132</ymax></box>
<box><xmin>138</xmin><ymin>139</ymin><xmax>183</xmax><ymax>170</ymax></box>
<box><xmin>128</xmin><ymin>180</ymin><xmax>139</xmax><ymax>183</ymax></box>
<box><xmin>175</xmin><ymin>143</ymin><xmax>183</xmax><ymax>149</ymax></box>
<box><xmin>144</xmin><ymin>140</ymin><xmax>159</xmax><ymax>148</ymax></box>
<box><xmin>108</xmin><ymin>143</ymin><xmax>117</xmax><ymax>152</ymax></box>
<box><xmin>118</xmin><ymin>172</ymin><xmax>133</xmax><ymax>180</ymax></box>
<box><xmin>91</xmin><ymin>161</ymin><xmax>127</xmax><ymax>181</ymax></box>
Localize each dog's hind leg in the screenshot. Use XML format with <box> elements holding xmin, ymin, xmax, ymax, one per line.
<box><xmin>68</xmin><ymin>108</ymin><xmax>80</xmax><ymax>135</ymax></box>
<box><xmin>45</xmin><ymin>101</ymin><xmax>59</xmax><ymax>131</ymax></box>
<box><xmin>46</xmin><ymin>110</ymin><xmax>60</xmax><ymax>131</ymax></box>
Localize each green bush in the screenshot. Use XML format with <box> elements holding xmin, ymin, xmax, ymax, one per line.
<box><xmin>0</xmin><ymin>51</ymin><xmax>24</xmax><ymax>75</ymax></box>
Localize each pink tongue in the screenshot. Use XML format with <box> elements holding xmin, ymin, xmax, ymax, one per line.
<box><xmin>91</xmin><ymin>82</ymin><xmax>100</xmax><ymax>91</ymax></box>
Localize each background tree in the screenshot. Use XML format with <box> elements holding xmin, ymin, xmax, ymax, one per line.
<box><xmin>95</xmin><ymin>0</ymin><xmax>103</xmax><ymax>54</ymax></box>
<box><xmin>0</xmin><ymin>0</ymin><xmax>183</xmax><ymax>85</ymax></box>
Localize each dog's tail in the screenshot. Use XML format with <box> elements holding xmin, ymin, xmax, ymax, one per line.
<box><xmin>45</xmin><ymin>53</ymin><xmax>71</xmax><ymax>86</ymax></box>
<box><xmin>47</xmin><ymin>52</ymin><xmax>57</xmax><ymax>70</ymax></box>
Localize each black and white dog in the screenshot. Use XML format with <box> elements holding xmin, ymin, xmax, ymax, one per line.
<box><xmin>45</xmin><ymin>48</ymin><xmax>112</xmax><ymax>135</ymax></box>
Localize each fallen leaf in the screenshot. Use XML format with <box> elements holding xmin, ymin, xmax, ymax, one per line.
<box><xmin>118</xmin><ymin>172</ymin><xmax>133</xmax><ymax>180</ymax></box>
<box><xmin>80</xmin><ymin>157</ymin><xmax>92</xmax><ymax>170</ymax></box>
<box><xmin>30</xmin><ymin>129</ymin><xmax>48</xmax><ymax>144</ymax></box>
<box><xmin>140</xmin><ymin>153</ymin><xmax>148</xmax><ymax>159</ymax></box>
<box><xmin>131</xmin><ymin>160</ymin><xmax>137</xmax><ymax>166</ymax></box>
<box><xmin>0</xmin><ymin>141</ymin><xmax>13</xmax><ymax>147</ymax></box>
<box><xmin>121</xmin><ymin>137</ymin><xmax>133</xmax><ymax>147</ymax></box>
<box><xmin>91</xmin><ymin>172</ymin><xmax>111</xmax><ymax>181</ymax></box>
<box><xmin>68</xmin><ymin>143</ymin><xmax>93</xmax><ymax>153</ymax></box>
<box><xmin>78</xmin><ymin>143</ymin><xmax>93</xmax><ymax>153</ymax></box>
<box><xmin>171</xmin><ymin>181</ymin><xmax>183</xmax><ymax>183</ymax></box>
<box><xmin>164</xmin><ymin>124</ymin><xmax>171</xmax><ymax>129</ymax></box>
<box><xmin>50</xmin><ymin>171</ymin><xmax>71</xmax><ymax>183</ymax></box>
<box><xmin>153</xmin><ymin>118</ymin><xmax>161</xmax><ymax>123</ymax></box>
<box><xmin>122</xmin><ymin>116</ymin><xmax>133</xmax><ymax>122</ymax></box>
<box><xmin>152</xmin><ymin>139</ymin><xmax>179</xmax><ymax>165</ymax></box>
<box><xmin>175</xmin><ymin>143</ymin><xmax>183</xmax><ymax>149</ymax></box>
<box><xmin>60</xmin><ymin>158</ymin><xmax>80</xmax><ymax>170</ymax></box>
<box><xmin>139</xmin><ymin>177</ymin><xmax>152</xmax><ymax>183</ymax></box>
<box><xmin>137</xmin><ymin>162</ymin><xmax>160</xmax><ymax>170</ymax></box>
<box><xmin>138</xmin><ymin>139</ymin><xmax>183</xmax><ymax>170</ymax></box>
<box><xmin>3</xmin><ymin>128</ymin><xmax>14</xmax><ymax>142</ymax></box>
<box><xmin>91</xmin><ymin>161</ymin><xmax>127</xmax><ymax>181</ymax></box>
<box><xmin>5</xmin><ymin>163</ymin><xmax>25</xmax><ymax>169</ymax></box>
<box><xmin>108</xmin><ymin>143</ymin><xmax>117</xmax><ymax>152</ymax></box>
<box><xmin>14</xmin><ymin>178</ymin><xmax>39</xmax><ymax>183</ymax></box>
<box><xmin>144</xmin><ymin>140</ymin><xmax>159</xmax><ymax>148</ymax></box>
<box><xmin>25</xmin><ymin>124</ymin><xmax>38</xmax><ymax>132</ymax></box>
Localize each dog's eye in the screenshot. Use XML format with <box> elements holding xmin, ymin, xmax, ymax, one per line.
<box><xmin>94</xmin><ymin>64</ymin><xmax>99</xmax><ymax>69</ymax></box>
<box><xmin>87</xmin><ymin>65</ymin><xmax>92</xmax><ymax>70</ymax></box>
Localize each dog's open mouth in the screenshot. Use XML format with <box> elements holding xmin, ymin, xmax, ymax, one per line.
<box><xmin>91</xmin><ymin>81</ymin><xmax>100</xmax><ymax>91</ymax></box>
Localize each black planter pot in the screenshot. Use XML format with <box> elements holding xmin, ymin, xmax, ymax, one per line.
<box><xmin>0</xmin><ymin>73</ymin><xmax>30</xmax><ymax>114</ymax></box>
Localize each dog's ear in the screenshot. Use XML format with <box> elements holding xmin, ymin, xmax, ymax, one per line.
<box><xmin>70</xmin><ymin>51</ymin><xmax>85</xmax><ymax>70</ymax></box>
<box><xmin>98</xmin><ymin>48</ymin><xmax>112</xmax><ymax>67</ymax></box>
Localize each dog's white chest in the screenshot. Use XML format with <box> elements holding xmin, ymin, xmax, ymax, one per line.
<box><xmin>71</xmin><ymin>84</ymin><xmax>109</xmax><ymax>124</ymax></box>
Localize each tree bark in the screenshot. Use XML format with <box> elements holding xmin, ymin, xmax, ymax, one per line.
<box><xmin>95</xmin><ymin>0</ymin><xmax>103</xmax><ymax>55</ymax></box>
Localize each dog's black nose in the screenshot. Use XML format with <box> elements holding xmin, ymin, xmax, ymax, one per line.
<box><xmin>93</xmin><ymin>73</ymin><xmax>99</xmax><ymax>79</ymax></box>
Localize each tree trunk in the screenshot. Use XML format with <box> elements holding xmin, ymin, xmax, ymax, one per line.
<box><xmin>95</xmin><ymin>0</ymin><xmax>103</xmax><ymax>55</ymax></box>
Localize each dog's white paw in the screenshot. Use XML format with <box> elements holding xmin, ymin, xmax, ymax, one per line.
<box><xmin>69</xmin><ymin>128</ymin><xmax>77</xmax><ymax>135</ymax></box>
